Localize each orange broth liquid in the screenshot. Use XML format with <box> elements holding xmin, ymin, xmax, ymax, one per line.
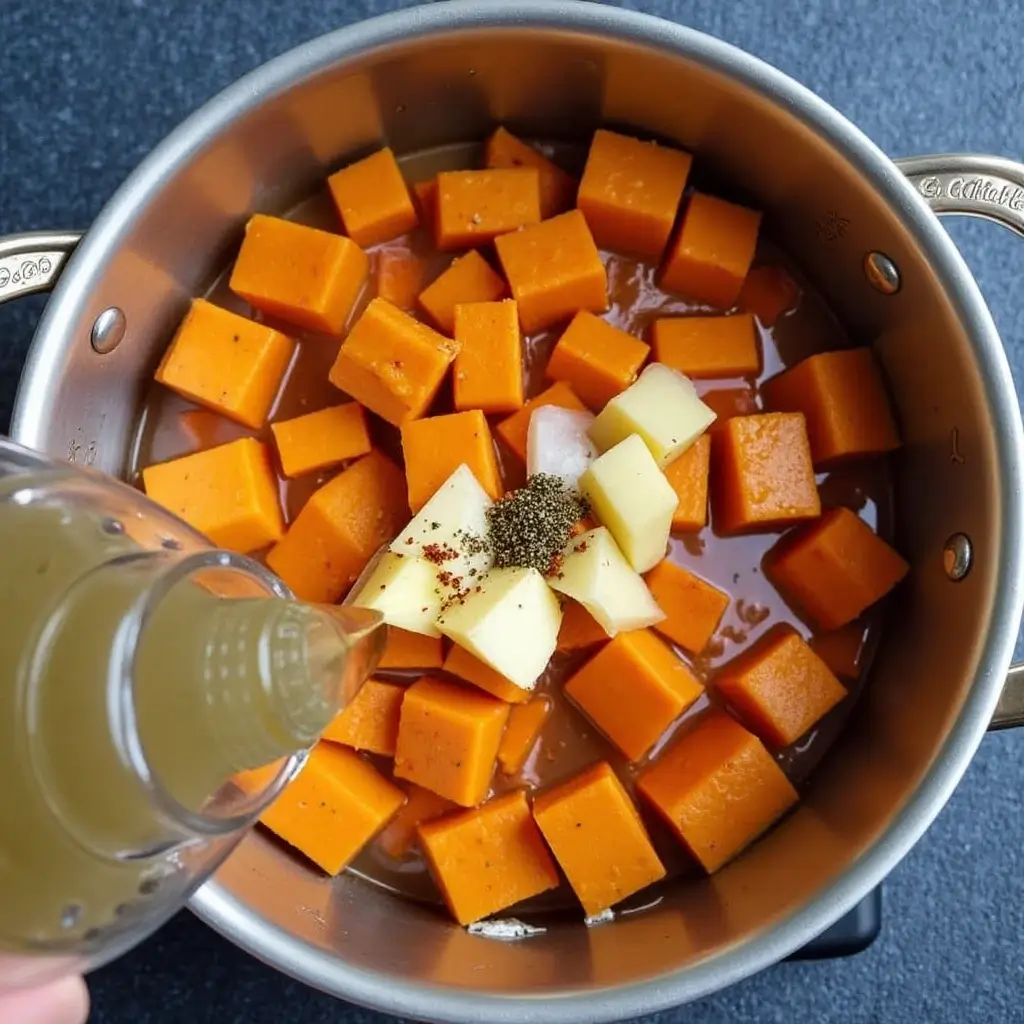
<box><xmin>131</xmin><ymin>143</ymin><xmax>893</xmax><ymax>914</ymax></box>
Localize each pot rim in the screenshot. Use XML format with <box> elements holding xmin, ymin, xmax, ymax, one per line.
<box><xmin>13</xmin><ymin>2</ymin><xmax>1024</xmax><ymax>1019</ymax></box>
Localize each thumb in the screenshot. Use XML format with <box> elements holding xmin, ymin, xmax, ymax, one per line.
<box><xmin>0</xmin><ymin>976</ymin><xmax>90</xmax><ymax>1024</ymax></box>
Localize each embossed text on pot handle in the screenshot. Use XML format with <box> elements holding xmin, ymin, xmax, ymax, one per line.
<box><xmin>0</xmin><ymin>231</ymin><xmax>84</xmax><ymax>305</ymax></box>
<box><xmin>896</xmin><ymin>154</ymin><xmax>1024</xmax><ymax>238</ymax></box>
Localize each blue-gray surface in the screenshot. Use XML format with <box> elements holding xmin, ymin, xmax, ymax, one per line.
<box><xmin>2</xmin><ymin>0</ymin><xmax>1023</xmax><ymax>1021</ymax></box>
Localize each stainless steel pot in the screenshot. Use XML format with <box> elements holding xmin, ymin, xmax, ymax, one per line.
<box><xmin>4</xmin><ymin>2</ymin><xmax>1024</xmax><ymax>1020</ymax></box>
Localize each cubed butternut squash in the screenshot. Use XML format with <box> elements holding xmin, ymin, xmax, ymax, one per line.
<box><xmin>377</xmin><ymin>783</ymin><xmax>454</xmax><ymax>858</ymax></box>
<box><xmin>322</xmin><ymin>678</ymin><xmax>407</xmax><ymax>756</ymax></box>
<box><xmin>664</xmin><ymin>433</ymin><xmax>711</xmax><ymax>532</ymax></box>
<box><xmin>497</xmin><ymin>696</ymin><xmax>552</xmax><ymax>776</ymax></box>
<box><xmin>229</xmin><ymin>214</ymin><xmax>369</xmax><ymax>335</ymax></box>
<box><xmin>701</xmin><ymin>386</ymin><xmax>760</xmax><ymax>429</ymax></box>
<box><xmin>496</xmin><ymin>381</ymin><xmax>587</xmax><ymax>463</ymax></box>
<box><xmin>376</xmin><ymin>249</ymin><xmax>430</xmax><ymax>310</ymax></box>
<box><xmin>484</xmin><ymin>127</ymin><xmax>576</xmax><ymax>219</ymax></box>
<box><xmin>436</xmin><ymin>169</ymin><xmax>542</xmax><ymax>250</ymax></box>
<box><xmin>764</xmin><ymin>507</ymin><xmax>909</xmax><ymax>631</ymax></box>
<box><xmin>142</xmin><ymin>438</ymin><xmax>283</xmax><ymax>555</ymax></box>
<box><xmin>809</xmin><ymin>622</ymin><xmax>866</xmax><ymax>681</ymax></box>
<box><xmin>413</xmin><ymin>178</ymin><xmax>439</xmax><ymax>237</ymax></box>
<box><xmin>393</xmin><ymin>676</ymin><xmax>511</xmax><ymax>806</ymax></box>
<box><xmin>453</xmin><ymin>299</ymin><xmax>525</xmax><ymax>414</ymax></box>
<box><xmin>378</xmin><ymin>627</ymin><xmax>445</xmax><ymax>671</ymax></box>
<box><xmin>556</xmin><ymin>599</ymin><xmax>611</xmax><ymax>652</ymax></box>
<box><xmin>443</xmin><ymin>644</ymin><xmax>531</xmax><ymax>704</ymax></box>
<box><xmin>644</xmin><ymin>560</ymin><xmax>729</xmax><ymax>654</ymax></box>
<box><xmin>418</xmin><ymin>250</ymin><xmax>508</xmax><ymax>336</ymax></box>
<box><xmin>637</xmin><ymin>709</ymin><xmax>797</xmax><ymax>872</ymax></box>
<box><xmin>651</xmin><ymin>314</ymin><xmax>761</xmax><ymax>379</ymax></box>
<box><xmin>155</xmin><ymin>299</ymin><xmax>295</xmax><ymax>430</ymax></box>
<box><xmin>739</xmin><ymin>264</ymin><xmax>799</xmax><ymax>326</ymax></box>
<box><xmin>327</xmin><ymin>147</ymin><xmax>419</xmax><ymax>247</ymax></box>
<box><xmin>270</xmin><ymin>403</ymin><xmax>371</xmax><ymax>478</ymax></box>
<box><xmin>418</xmin><ymin>790</ymin><xmax>560</xmax><ymax>925</ymax></box>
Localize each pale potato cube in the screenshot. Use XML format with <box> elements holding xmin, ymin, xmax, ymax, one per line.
<box><xmin>437</xmin><ymin>566</ymin><xmax>562</xmax><ymax>690</ymax></box>
<box><xmin>389</xmin><ymin>464</ymin><xmax>494</xmax><ymax>580</ymax></box>
<box><xmin>550</xmin><ymin>527</ymin><xmax>664</xmax><ymax>636</ymax></box>
<box><xmin>349</xmin><ymin>552</ymin><xmax>442</xmax><ymax>637</ymax></box>
<box><xmin>589</xmin><ymin>363</ymin><xmax>715</xmax><ymax>467</ymax></box>
<box><xmin>527</xmin><ymin>406</ymin><xmax>597</xmax><ymax>491</ymax></box>
<box><xmin>579</xmin><ymin>434</ymin><xmax>678</xmax><ymax>573</ymax></box>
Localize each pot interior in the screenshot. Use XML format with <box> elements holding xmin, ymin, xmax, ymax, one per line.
<box><xmin>13</xmin><ymin>8</ymin><xmax>1017</xmax><ymax>1016</ymax></box>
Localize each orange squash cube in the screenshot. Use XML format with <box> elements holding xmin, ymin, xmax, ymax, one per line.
<box><xmin>495</xmin><ymin>210</ymin><xmax>608</xmax><ymax>334</ymax></box>
<box><xmin>142</xmin><ymin>438</ymin><xmax>283</xmax><ymax>555</ymax></box>
<box><xmin>400</xmin><ymin>409</ymin><xmax>502</xmax><ymax>513</ymax></box>
<box><xmin>443</xmin><ymin>644</ymin><xmax>531</xmax><ymax>704</ymax></box>
<box><xmin>323</xmin><ymin>678</ymin><xmax>407</xmax><ymax>756</ymax></box>
<box><xmin>765</xmin><ymin>507</ymin><xmax>909</xmax><ymax>631</ymax></box>
<box><xmin>556</xmin><ymin>599</ymin><xmax>610</xmax><ymax>652</ymax></box>
<box><xmin>546</xmin><ymin>311</ymin><xmax>649</xmax><ymax>410</ymax></box>
<box><xmin>644</xmin><ymin>560</ymin><xmax>729</xmax><ymax>654</ymax></box>
<box><xmin>761</xmin><ymin>347</ymin><xmax>901</xmax><ymax>467</ymax></box>
<box><xmin>712</xmin><ymin>412</ymin><xmax>820</xmax><ymax>535</ymax></box>
<box><xmin>418</xmin><ymin>250</ymin><xmax>507</xmax><ymax>336</ymax></box>
<box><xmin>394</xmin><ymin>676</ymin><xmax>510</xmax><ymax>806</ymax></box>
<box><xmin>435</xmin><ymin>169</ymin><xmax>542</xmax><ymax>251</ymax></box>
<box><xmin>565</xmin><ymin>629</ymin><xmax>703</xmax><ymax>761</ymax></box>
<box><xmin>377</xmin><ymin>783</ymin><xmax>454</xmax><ymax>858</ymax></box>
<box><xmin>497</xmin><ymin>697</ymin><xmax>552</xmax><ymax>775</ymax></box>
<box><xmin>229</xmin><ymin>214</ymin><xmax>369</xmax><ymax>335</ymax></box>
<box><xmin>496</xmin><ymin>381</ymin><xmax>587</xmax><ymax>463</ymax></box>
<box><xmin>533</xmin><ymin>762</ymin><xmax>666</xmax><ymax>916</ymax></box>
<box><xmin>327</xmin><ymin>147</ymin><xmax>418</xmax><ymax>247</ymax></box>
<box><xmin>418</xmin><ymin>790</ymin><xmax>559</xmax><ymax>925</ymax></box>
<box><xmin>715</xmin><ymin>626</ymin><xmax>846</xmax><ymax>748</ymax></box>
<box><xmin>660</xmin><ymin>193</ymin><xmax>761</xmax><ymax>310</ymax></box>
<box><xmin>664</xmin><ymin>434</ymin><xmax>711</xmax><ymax>532</ymax></box>
<box><xmin>577</xmin><ymin>129</ymin><xmax>692</xmax><ymax>260</ymax></box>
<box><xmin>156</xmin><ymin>299</ymin><xmax>294</xmax><ymax>430</ymax></box>
<box><xmin>651</xmin><ymin>314</ymin><xmax>761</xmax><ymax>379</ymax></box>
<box><xmin>266</xmin><ymin>450</ymin><xmax>408</xmax><ymax>603</ymax></box>
<box><xmin>809</xmin><ymin>622</ymin><xmax>866</xmax><ymax>681</ymax></box>
<box><xmin>328</xmin><ymin>298</ymin><xmax>460</xmax><ymax>427</ymax></box>
<box><xmin>270</xmin><ymin>403</ymin><xmax>371</xmax><ymax>478</ymax></box>
<box><xmin>484</xmin><ymin>127</ymin><xmax>576</xmax><ymax>219</ymax></box>
<box><xmin>376</xmin><ymin>249</ymin><xmax>429</xmax><ymax>310</ymax></box>
<box><xmin>702</xmin><ymin>387</ymin><xmax>760</xmax><ymax>429</ymax></box>
<box><xmin>413</xmin><ymin>178</ymin><xmax>439</xmax><ymax>237</ymax></box>
<box><xmin>637</xmin><ymin>709</ymin><xmax>797</xmax><ymax>872</ymax></box>
<box><xmin>378</xmin><ymin>627</ymin><xmax>445</xmax><ymax>671</ymax></box>
<box><xmin>739</xmin><ymin>265</ymin><xmax>800</xmax><ymax>327</ymax></box>
<box><xmin>453</xmin><ymin>300</ymin><xmax>525</xmax><ymax>414</ymax></box>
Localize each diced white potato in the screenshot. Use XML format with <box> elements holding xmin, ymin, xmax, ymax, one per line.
<box><xmin>579</xmin><ymin>434</ymin><xmax>678</xmax><ymax>573</ymax></box>
<box><xmin>349</xmin><ymin>552</ymin><xmax>442</xmax><ymax>637</ymax></box>
<box><xmin>437</xmin><ymin>566</ymin><xmax>562</xmax><ymax>691</ymax></box>
<box><xmin>549</xmin><ymin>527</ymin><xmax>664</xmax><ymax>636</ymax></box>
<box><xmin>389</xmin><ymin>464</ymin><xmax>493</xmax><ymax>580</ymax></box>
<box><xmin>527</xmin><ymin>406</ymin><xmax>598</xmax><ymax>490</ymax></box>
<box><xmin>589</xmin><ymin>363</ymin><xmax>716</xmax><ymax>467</ymax></box>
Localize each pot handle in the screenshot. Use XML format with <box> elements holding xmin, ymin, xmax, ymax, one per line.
<box><xmin>0</xmin><ymin>231</ymin><xmax>83</xmax><ymax>304</ymax></box>
<box><xmin>897</xmin><ymin>154</ymin><xmax>1024</xmax><ymax>729</ymax></box>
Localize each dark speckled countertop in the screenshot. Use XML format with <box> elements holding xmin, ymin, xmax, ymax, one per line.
<box><xmin>2</xmin><ymin>1</ymin><xmax>1024</xmax><ymax>1021</ymax></box>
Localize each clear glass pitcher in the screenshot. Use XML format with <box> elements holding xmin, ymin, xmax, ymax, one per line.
<box><xmin>0</xmin><ymin>437</ymin><xmax>384</xmax><ymax>991</ymax></box>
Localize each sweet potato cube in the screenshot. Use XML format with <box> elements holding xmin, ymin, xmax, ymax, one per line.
<box><xmin>435</xmin><ymin>169</ymin><xmax>542</xmax><ymax>251</ymax></box>
<box><xmin>577</xmin><ymin>129</ymin><xmax>692</xmax><ymax>260</ymax></box>
<box><xmin>765</xmin><ymin>507</ymin><xmax>909</xmax><ymax>631</ymax></box>
<box><xmin>497</xmin><ymin>697</ymin><xmax>552</xmax><ymax>776</ymax></box>
<box><xmin>809</xmin><ymin>622</ymin><xmax>866</xmax><ymax>681</ymax></box>
<box><xmin>444</xmin><ymin>643</ymin><xmax>531</xmax><ymax>704</ymax></box>
<box><xmin>245</xmin><ymin>742</ymin><xmax>404</xmax><ymax>875</ymax></box>
<box><xmin>377</xmin><ymin>784</ymin><xmax>454</xmax><ymax>858</ymax></box>
<box><xmin>715</xmin><ymin>626</ymin><xmax>846</xmax><ymax>748</ymax></box>
<box><xmin>328</xmin><ymin>298</ymin><xmax>459</xmax><ymax>427</ymax></box>
<box><xmin>453</xmin><ymin>300</ymin><xmax>524</xmax><ymax>414</ymax></box>
<box><xmin>156</xmin><ymin>299</ymin><xmax>295</xmax><ymax>430</ymax></box>
<box><xmin>660</xmin><ymin>193</ymin><xmax>761</xmax><ymax>310</ymax></box>
<box><xmin>565</xmin><ymin>629</ymin><xmax>703</xmax><ymax>761</ymax></box>
<box><xmin>739</xmin><ymin>265</ymin><xmax>799</xmax><ymax>327</ymax></box>
<box><xmin>142</xmin><ymin>438</ymin><xmax>283</xmax><ymax>554</ymax></box>
<box><xmin>327</xmin><ymin>147</ymin><xmax>418</xmax><ymax>248</ymax></box>
<box><xmin>665</xmin><ymin>434</ymin><xmax>711</xmax><ymax>532</ymax></box>
<box><xmin>761</xmin><ymin>347</ymin><xmax>901</xmax><ymax>467</ymax></box>
<box><xmin>651</xmin><ymin>314</ymin><xmax>761</xmax><ymax>379</ymax></box>
<box><xmin>637</xmin><ymin>709</ymin><xmax>797</xmax><ymax>872</ymax></box>
<box><xmin>229</xmin><ymin>214</ymin><xmax>369</xmax><ymax>335</ymax></box>
<box><xmin>413</xmin><ymin>178</ymin><xmax>439</xmax><ymax>237</ymax></box>
<box><xmin>400</xmin><ymin>409</ymin><xmax>502</xmax><ymax>513</ymax></box>
<box><xmin>533</xmin><ymin>762</ymin><xmax>666</xmax><ymax>916</ymax></box>
<box><xmin>418</xmin><ymin>250</ymin><xmax>507</xmax><ymax>335</ymax></box>
<box><xmin>323</xmin><ymin>678</ymin><xmax>406</xmax><ymax>756</ymax></box>
<box><xmin>418</xmin><ymin>790</ymin><xmax>559</xmax><ymax>925</ymax></box>
<box><xmin>712</xmin><ymin>412</ymin><xmax>820</xmax><ymax>535</ymax></box>
<box><xmin>266</xmin><ymin>450</ymin><xmax>408</xmax><ymax>603</ymax></box>
<box><xmin>702</xmin><ymin>387</ymin><xmax>760</xmax><ymax>429</ymax></box>
<box><xmin>378</xmin><ymin>627</ymin><xmax>445</xmax><ymax>671</ymax></box>
<box><xmin>376</xmin><ymin>249</ymin><xmax>429</xmax><ymax>310</ymax></box>
<box><xmin>496</xmin><ymin>381</ymin><xmax>586</xmax><ymax>462</ymax></box>
<box><xmin>394</xmin><ymin>676</ymin><xmax>511</xmax><ymax>806</ymax></box>
<box><xmin>270</xmin><ymin>403</ymin><xmax>371</xmax><ymax>478</ymax></box>
<box><xmin>556</xmin><ymin>599</ymin><xmax>610</xmax><ymax>652</ymax></box>
<box><xmin>485</xmin><ymin>127</ymin><xmax>576</xmax><ymax>219</ymax></box>
<box><xmin>546</xmin><ymin>311</ymin><xmax>649</xmax><ymax>411</ymax></box>
<box><xmin>645</xmin><ymin>560</ymin><xmax>729</xmax><ymax>654</ymax></box>
<box><xmin>495</xmin><ymin>210</ymin><xmax>608</xmax><ymax>334</ymax></box>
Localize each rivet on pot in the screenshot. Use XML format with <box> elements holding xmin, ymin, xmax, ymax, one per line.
<box><xmin>943</xmin><ymin>533</ymin><xmax>973</xmax><ymax>581</ymax></box>
<box><xmin>91</xmin><ymin>307</ymin><xmax>126</xmax><ymax>354</ymax></box>
<box><xmin>864</xmin><ymin>252</ymin><xmax>901</xmax><ymax>295</ymax></box>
